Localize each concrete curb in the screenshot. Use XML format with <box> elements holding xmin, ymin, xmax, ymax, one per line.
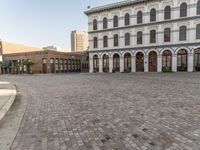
<box><xmin>0</xmin><ymin>82</ymin><xmax>17</xmax><ymax>122</ymax></box>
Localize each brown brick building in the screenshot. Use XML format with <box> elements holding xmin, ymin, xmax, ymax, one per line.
<box><xmin>1</xmin><ymin>50</ymin><xmax>89</xmax><ymax>74</ymax></box>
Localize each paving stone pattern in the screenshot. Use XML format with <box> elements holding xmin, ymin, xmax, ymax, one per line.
<box><xmin>1</xmin><ymin>73</ymin><xmax>200</xmax><ymax>150</ymax></box>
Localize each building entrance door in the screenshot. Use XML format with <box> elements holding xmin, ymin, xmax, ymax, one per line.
<box><xmin>149</xmin><ymin>51</ymin><xmax>157</xmax><ymax>72</ymax></box>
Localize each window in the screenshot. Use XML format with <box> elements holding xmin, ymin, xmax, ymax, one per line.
<box><xmin>93</xmin><ymin>19</ymin><xmax>97</xmax><ymax>30</ymax></box>
<box><xmin>150</xmin><ymin>9</ymin><xmax>156</xmax><ymax>22</ymax></box>
<box><xmin>137</xmin><ymin>11</ymin><xmax>143</xmax><ymax>24</ymax></box>
<box><xmin>137</xmin><ymin>31</ymin><xmax>142</xmax><ymax>44</ymax></box>
<box><xmin>125</xmin><ymin>13</ymin><xmax>130</xmax><ymax>26</ymax></box>
<box><xmin>164</xmin><ymin>28</ymin><xmax>171</xmax><ymax>42</ymax></box>
<box><xmin>164</xmin><ymin>6</ymin><xmax>171</xmax><ymax>20</ymax></box>
<box><xmin>113</xmin><ymin>16</ymin><xmax>118</xmax><ymax>27</ymax></box>
<box><xmin>197</xmin><ymin>24</ymin><xmax>200</xmax><ymax>39</ymax></box>
<box><xmin>103</xmin><ymin>17</ymin><xmax>107</xmax><ymax>29</ymax></box>
<box><xmin>114</xmin><ymin>34</ymin><xmax>119</xmax><ymax>46</ymax></box>
<box><xmin>198</xmin><ymin>0</ymin><xmax>200</xmax><ymax>15</ymax></box>
<box><xmin>103</xmin><ymin>36</ymin><xmax>108</xmax><ymax>47</ymax></box>
<box><xmin>125</xmin><ymin>33</ymin><xmax>130</xmax><ymax>46</ymax></box>
<box><xmin>150</xmin><ymin>30</ymin><xmax>156</xmax><ymax>43</ymax></box>
<box><xmin>93</xmin><ymin>37</ymin><xmax>98</xmax><ymax>48</ymax></box>
<box><xmin>179</xmin><ymin>26</ymin><xmax>187</xmax><ymax>41</ymax></box>
<box><xmin>180</xmin><ymin>3</ymin><xmax>187</xmax><ymax>17</ymax></box>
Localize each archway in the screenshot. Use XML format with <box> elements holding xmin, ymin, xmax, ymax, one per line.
<box><xmin>149</xmin><ymin>51</ymin><xmax>157</xmax><ymax>72</ymax></box>
<box><xmin>177</xmin><ymin>49</ymin><xmax>187</xmax><ymax>71</ymax></box>
<box><xmin>124</xmin><ymin>53</ymin><xmax>131</xmax><ymax>72</ymax></box>
<box><xmin>194</xmin><ymin>49</ymin><xmax>200</xmax><ymax>71</ymax></box>
<box><xmin>113</xmin><ymin>53</ymin><xmax>120</xmax><ymax>72</ymax></box>
<box><xmin>136</xmin><ymin>52</ymin><xmax>144</xmax><ymax>72</ymax></box>
<box><xmin>162</xmin><ymin>50</ymin><xmax>172</xmax><ymax>72</ymax></box>
<box><xmin>93</xmin><ymin>55</ymin><xmax>99</xmax><ymax>72</ymax></box>
<box><xmin>103</xmin><ymin>54</ymin><xmax>109</xmax><ymax>72</ymax></box>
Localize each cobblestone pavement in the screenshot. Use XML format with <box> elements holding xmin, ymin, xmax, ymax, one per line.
<box><xmin>1</xmin><ymin>73</ymin><xmax>200</xmax><ymax>150</ymax></box>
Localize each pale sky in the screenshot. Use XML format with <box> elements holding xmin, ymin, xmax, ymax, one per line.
<box><xmin>0</xmin><ymin>0</ymin><xmax>119</xmax><ymax>49</ymax></box>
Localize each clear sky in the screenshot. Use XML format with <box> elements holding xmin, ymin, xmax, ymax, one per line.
<box><xmin>0</xmin><ymin>0</ymin><xmax>118</xmax><ymax>49</ymax></box>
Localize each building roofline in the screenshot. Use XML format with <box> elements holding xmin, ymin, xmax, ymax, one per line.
<box><xmin>84</xmin><ymin>0</ymin><xmax>147</xmax><ymax>15</ymax></box>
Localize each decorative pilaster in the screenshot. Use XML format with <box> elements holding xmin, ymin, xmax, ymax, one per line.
<box><xmin>131</xmin><ymin>56</ymin><xmax>136</xmax><ymax>72</ymax></box>
<box><xmin>109</xmin><ymin>56</ymin><xmax>113</xmax><ymax>73</ymax></box>
<box><xmin>157</xmin><ymin>55</ymin><xmax>162</xmax><ymax>72</ymax></box>
<box><xmin>144</xmin><ymin>55</ymin><xmax>148</xmax><ymax>72</ymax></box>
<box><xmin>188</xmin><ymin>53</ymin><xmax>194</xmax><ymax>72</ymax></box>
<box><xmin>89</xmin><ymin>57</ymin><xmax>93</xmax><ymax>73</ymax></box>
<box><xmin>99</xmin><ymin>57</ymin><xmax>103</xmax><ymax>73</ymax></box>
<box><xmin>120</xmin><ymin>56</ymin><xmax>124</xmax><ymax>72</ymax></box>
<box><xmin>172</xmin><ymin>54</ymin><xmax>177</xmax><ymax>72</ymax></box>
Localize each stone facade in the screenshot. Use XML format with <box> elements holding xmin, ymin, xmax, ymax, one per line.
<box><xmin>1</xmin><ymin>50</ymin><xmax>89</xmax><ymax>74</ymax></box>
<box><xmin>85</xmin><ymin>0</ymin><xmax>200</xmax><ymax>73</ymax></box>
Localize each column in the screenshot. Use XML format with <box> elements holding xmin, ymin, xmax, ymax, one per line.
<box><xmin>89</xmin><ymin>57</ymin><xmax>93</xmax><ymax>73</ymax></box>
<box><xmin>99</xmin><ymin>57</ymin><xmax>103</xmax><ymax>73</ymax></box>
<box><xmin>172</xmin><ymin>54</ymin><xmax>177</xmax><ymax>72</ymax></box>
<box><xmin>109</xmin><ymin>56</ymin><xmax>113</xmax><ymax>73</ymax></box>
<box><xmin>131</xmin><ymin>55</ymin><xmax>136</xmax><ymax>72</ymax></box>
<box><xmin>144</xmin><ymin>55</ymin><xmax>148</xmax><ymax>72</ymax></box>
<box><xmin>157</xmin><ymin>55</ymin><xmax>162</xmax><ymax>72</ymax></box>
<box><xmin>120</xmin><ymin>56</ymin><xmax>124</xmax><ymax>72</ymax></box>
<box><xmin>188</xmin><ymin>53</ymin><xmax>194</xmax><ymax>72</ymax></box>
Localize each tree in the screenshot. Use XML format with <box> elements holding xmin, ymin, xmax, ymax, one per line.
<box><xmin>22</xmin><ymin>60</ymin><xmax>34</xmax><ymax>74</ymax></box>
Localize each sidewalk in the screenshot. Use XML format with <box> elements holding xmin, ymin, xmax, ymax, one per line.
<box><xmin>0</xmin><ymin>82</ymin><xmax>17</xmax><ymax>122</ymax></box>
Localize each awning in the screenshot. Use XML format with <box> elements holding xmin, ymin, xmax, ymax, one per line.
<box><xmin>0</xmin><ymin>60</ymin><xmax>11</xmax><ymax>68</ymax></box>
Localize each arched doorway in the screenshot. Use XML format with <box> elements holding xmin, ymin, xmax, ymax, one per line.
<box><xmin>113</xmin><ymin>53</ymin><xmax>120</xmax><ymax>72</ymax></box>
<box><xmin>93</xmin><ymin>55</ymin><xmax>99</xmax><ymax>72</ymax></box>
<box><xmin>149</xmin><ymin>51</ymin><xmax>157</xmax><ymax>72</ymax></box>
<box><xmin>103</xmin><ymin>54</ymin><xmax>109</xmax><ymax>72</ymax></box>
<box><xmin>162</xmin><ymin>50</ymin><xmax>172</xmax><ymax>72</ymax></box>
<box><xmin>194</xmin><ymin>49</ymin><xmax>200</xmax><ymax>71</ymax></box>
<box><xmin>136</xmin><ymin>52</ymin><xmax>144</xmax><ymax>72</ymax></box>
<box><xmin>124</xmin><ymin>53</ymin><xmax>131</xmax><ymax>72</ymax></box>
<box><xmin>177</xmin><ymin>49</ymin><xmax>187</xmax><ymax>71</ymax></box>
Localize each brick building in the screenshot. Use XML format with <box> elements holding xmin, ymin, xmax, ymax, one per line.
<box><xmin>1</xmin><ymin>50</ymin><xmax>89</xmax><ymax>74</ymax></box>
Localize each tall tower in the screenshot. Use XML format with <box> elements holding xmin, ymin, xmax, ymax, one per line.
<box><xmin>71</xmin><ymin>30</ymin><xmax>88</xmax><ymax>52</ymax></box>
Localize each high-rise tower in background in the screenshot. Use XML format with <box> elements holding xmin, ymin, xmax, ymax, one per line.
<box><xmin>71</xmin><ymin>30</ymin><xmax>88</xmax><ymax>52</ymax></box>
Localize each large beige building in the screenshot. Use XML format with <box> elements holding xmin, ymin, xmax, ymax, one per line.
<box><xmin>71</xmin><ymin>30</ymin><xmax>88</xmax><ymax>52</ymax></box>
<box><xmin>85</xmin><ymin>0</ymin><xmax>200</xmax><ymax>73</ymax></box>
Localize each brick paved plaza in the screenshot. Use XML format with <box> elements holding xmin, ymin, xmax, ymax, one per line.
<box><xmin>1</xmin><ymin>73</ymin><xmax>200</xmax><ymax>150</ymax></box>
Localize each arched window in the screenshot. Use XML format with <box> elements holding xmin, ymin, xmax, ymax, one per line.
<box><xmin>164</xmin><ymin>6</ymin><xmax>171</xmax><ymax>20</ymax></box>
<box><xmin>125</xmin><ymin>13</ymin><xmax>130</xmax><ymax>26</ymax></box>
<box><xmin>93</xmin><ymin>19</ymin><xmax>97</xmax><ymax>30</ymax></box>
<box><xmin>150</xmin><ymin>30</ymin><xmax>156</xmax><ymax>43</ymax></box>
<box><xmin>113</xmin><ymin>16</ymin><xmax>118</xmax><ymax>27</ymax></box>
<box><xmin>93</xmin><ymin>55</ymin><xmax>99</xmax><ymax>72</ymax></box>
<box><xmin>93</xmin><ymin>37</ymin><xmax>98</xmax><ymax>48</ymax></box>
<box><xmin>180</xmin><ymin>3</ymin><xmax>187</xmax><ymax>17</ymax></box>
<box><xmin>114</xmin><ymin>34</ymin><xmax>119</xmax><ymax>46</ymax></box>
<box><xmin>164</xmin><ymin>28</ymin><xmax>171</xmax><ymax>42</ymax></box>
<box><xmin>162</xmin><ymin>50</ymin><xmax>172</xmax><ymax>71</ymax></box>
<box><xmin>177</xmin><ymin>49</ymin><xmax>187</xmax><ymax>71</ymax></box>
<box><xmin>125</xmin><ymin>33</ymin><xmax>130</xmax><ymax>46</ymax></box>
<box><xmin>124</xmin><ymin>53</ymin><xmax>131</xmax><ymax>72</ymax></box>
<box><xmin>103</xmin><ymin>36</ymin><xmax>108</xmax><ymax>47</ymax></box>
<box><xmin>197</xmin><ymin>24</ymin><xmax>200</xmax><ymax>39</ymax></box>
<box><xmin>113</xmin><ymin>53</ymin><xmax>120</xmax><ymax>72</ymax></box>
<box><xmin>103</xmin><ymin>17</ymin><xmax>107</xmax><ymax>29</ymax></box>
<box><xmin>198</xmin><ymin>0</ymin><xmax>200</xmax><ymax>15</ymax></box>
<box><xmin>150</xmin><ymin>9</ymin><xmax>156</xmax><ymax>22</ymax></box>
<box><xmin>137</xmin><ymin>11</ymin><xmax>143</xmax><ymax>24</ymax></box>
<box><xmin>179</xmin><ymin>26</ymin><xmax>187</xmax><ymax>41</ymax></box>
<box><xmin>137</xmin><ymin>31</ymin><xmax>142</xmax><ymax>44</ymax></box>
